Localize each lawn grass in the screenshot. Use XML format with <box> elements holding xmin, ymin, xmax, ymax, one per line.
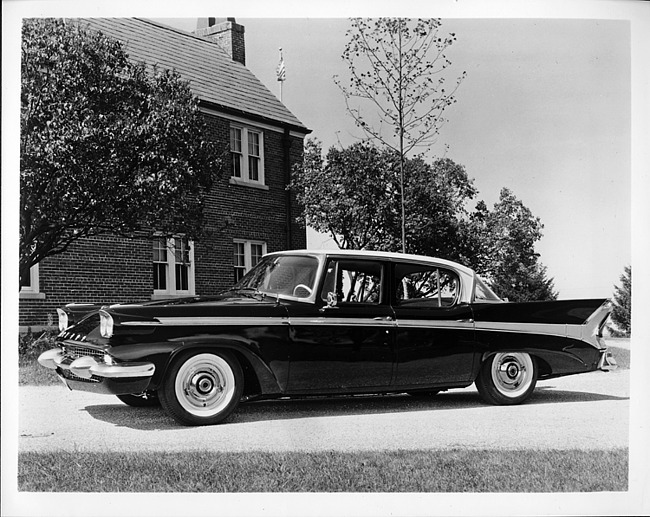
<box><xmin>18</xmin><ymin>448</ymin><xmax>628</xmax><ymax>492</ymax></box>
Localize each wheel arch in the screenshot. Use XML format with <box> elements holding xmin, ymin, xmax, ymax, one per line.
<box><xmin>480</xmin><ymin>349</ymin><xmax>549</xmax><ymax>376</ymax></box>
<box><xmin>149</xmin><ymin>337</ymin><xmax>283</xmax><ymax>396</ymax></box>
<box><xmin>475</xmin><ymin>350</ymin><xmax>539</xmax><ymax>405</ymax></box>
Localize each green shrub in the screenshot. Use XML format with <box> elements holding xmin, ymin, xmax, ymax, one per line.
<box><xmin>19</xmin><ymin>328</ymin><xmax>59</xmax><ymax>362</ymax></box>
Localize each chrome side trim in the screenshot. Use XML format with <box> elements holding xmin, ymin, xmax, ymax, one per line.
<box><xmin>124</xmin><ymin>316</ymin><xmax>395</xmax><ymax>327</ymax></box>
<box><xmin>396</xmin><ymin>319</ymin><xmax>475</xmax><ymax>330</ymax></box>
<box><xmin>475</xmin><ymin>321</ymin><xmax>568</xmax><ymax>339</ymax></box>
<box><xmin>122</xmin><ymin>317</ymin><xmax>290</xmax><ymax>326</ymax></box>
<box><xmin>290</xmin><ymin>317</ymin><xmax>396</xmax><ymax>327</ymax></box>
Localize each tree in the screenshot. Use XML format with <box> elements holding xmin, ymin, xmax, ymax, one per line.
<box><xmin>291</xmin><ymin>139</ymin><xmax>476</xmax><ymax>258</ymax></box>
<box><xmin>20</xmin><ymin>19</ymin><xmax>223</xmax><ymax>286</ymax></box>
<box><xmin>609</xmin><ymin>265</ymin><xmax>631</xmax><ymax>337</ymax></box>
<box><xmin>467</xmin><ymin>188</ymin><xmax>557</xmax><ymax>301</ymax></box>
<box><xmin>291</xmin><ymin>139</ymin><xmax>398</xmax><ymax>250</ymax></box>
<box><xmin>292</xmin><ymin>142</ymin><xmax>557</xmax><ymax>302</ymax></box>
<box><xmin>335</xmin><ymin>18</ymin><xmax>466</xmax><ymax>253</ymax></box>
<box><xmin>402</xmin><ymin>157</ymin><xmax>477</xmax><ymax>259</ymax></box>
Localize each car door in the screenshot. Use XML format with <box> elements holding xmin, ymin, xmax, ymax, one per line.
<box><xmin>286</xmin><ymin>257</ymin><xmax>395</xmax><ymax>392</ymax></box>
<box><xmin>392</xmin><ymin>261</ymin><xmax>476</xmax><ymax>387</ymax></box>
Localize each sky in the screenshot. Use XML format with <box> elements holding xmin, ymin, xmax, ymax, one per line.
<box><xmin>160</xmin><ymin>14</ymin><xmax>635</xmax><ymax>299</ymax></box>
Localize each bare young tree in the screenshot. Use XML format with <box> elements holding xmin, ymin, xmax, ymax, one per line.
<box><xmin>335</xmin><ymin>18</ymin><xmax>466</xmax><ymax>253</ymax></box>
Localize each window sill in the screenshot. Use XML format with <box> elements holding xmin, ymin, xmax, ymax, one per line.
<box><xmin>229</xmin><ymin>177</ymin><xmax>269</xmax><ymax>190</ymax></box>
<box><xmin>151</xmin><ymin>293</ymin><xmax>195</xmax><ymax>301</ymax></box>
<box><xmin>19</xmin><ymin>292</ymin><xmax>46</xmax><ymax>300</ymax></box>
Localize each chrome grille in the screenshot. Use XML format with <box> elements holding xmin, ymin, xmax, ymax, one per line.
<box><xmin>60</xmin><ymin>369</ymin><xmax>102</xmax><ymax>383</ymax></box>
<box><xmin>62</xmin><ymin>343</ymin><xmax>105</xmax><ymax>360</ymax></box>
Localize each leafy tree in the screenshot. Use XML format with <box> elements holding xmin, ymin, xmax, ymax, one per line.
<box><xmin>292</xmin><ymin>139</ymin><xmax>476</xmax><ymax>258</ymax></box>
<box><xmin>293</xmin><ymin>142</ymin><xmax>556</xmax><ymax>302</ymax></box>
<box><xmin>20</xmin><ymin>18</ymin><xmax>223</xmax><ymax>286</ymax></box>
<box><xmin>467</xmin><ymin>188</ymin><xmax>557</xmax><ymax>301</ymax></box>
<box><xmin>291</xmin><ymin>139</ymin><xmax>398</xmax><ymax>250</ymax></box>
<box><xmin>400</xmin><ymin>157</ymin><xmax>477</xmax><ymax>258</ymax></box>
<box><xmin>608</xmin><ymin>265</ymin><xmax>631</xmax><ymax>337</ymax></box>
<box><xmin>335</xmin><ymin>18</ymin><xmax>466</xmax><ymax>253</ymax></box>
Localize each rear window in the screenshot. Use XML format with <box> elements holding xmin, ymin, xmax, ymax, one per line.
<box><xmin>474</xmin><ymin>275</ymin><xmax>502</xmax><ymax>302</ymax></box>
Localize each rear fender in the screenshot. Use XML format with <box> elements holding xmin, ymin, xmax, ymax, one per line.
<box><xmin>566</xmin><ymin>300</ymin><xmax>612</xmax><ymax>349</ymax></box>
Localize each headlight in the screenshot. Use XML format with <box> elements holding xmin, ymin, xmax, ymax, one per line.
<box><xmin>99</xmin><ymin>310</ymin><xmax>114</xmax><ymax>338</ymax></box>
<box><xmin>56</xmin><ymin>308</ymin><xmax>69</xmax><ymax>331</ymax></box>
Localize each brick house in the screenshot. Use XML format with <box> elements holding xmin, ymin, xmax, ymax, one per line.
<box><xmin>19</xmin><ymin>18</ymin><xmax>310</xmax><ymax>330</ymax></box>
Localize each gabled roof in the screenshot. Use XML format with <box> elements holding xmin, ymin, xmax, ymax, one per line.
<box><xmin>79</xmin><ymin>18</ymin><xmax>309</xmax><ymax>133</ymax></box>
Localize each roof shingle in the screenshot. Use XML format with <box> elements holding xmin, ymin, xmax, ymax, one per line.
<box><xmin>79</xmin><ymin>18</ymin><xmax>309</xmax><ymax>133</ymax></box>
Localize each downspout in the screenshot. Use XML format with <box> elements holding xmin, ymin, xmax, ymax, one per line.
<box><xmin>282</xmin><ymin>127</ymin><xmax>292</xmax><ymax>249</ymax></box>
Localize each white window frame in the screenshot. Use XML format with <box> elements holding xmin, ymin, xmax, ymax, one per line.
<box><xmin>229</xmin><ymin>124</ymin><xmax>266</xmax><ymax>188</ymax></box>
<box><xmin>152</xmin><ymin>236</ymin><xmax>195</xmax><ymax>299</ymax></box>
<box><xmin>233</xmin><ymin>239</ymin><xmax>267</xmax><ymax>283</ymax></box>
<box><xmin>20</xmin><ymin>263</ymin><xmax>44</xmax><ymax>299</ymax></box>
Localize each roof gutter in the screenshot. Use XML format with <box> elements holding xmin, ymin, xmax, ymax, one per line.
<box><xmin>199</xmin><ymin>100</ymin><xmax>311</xmax><ymax>136</ymax></box>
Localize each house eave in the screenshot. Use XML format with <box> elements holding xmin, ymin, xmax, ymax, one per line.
<box><xmin>199</xmin><ymin>99</ymin><xmax>311</xmax><ymax>136</ymax></box>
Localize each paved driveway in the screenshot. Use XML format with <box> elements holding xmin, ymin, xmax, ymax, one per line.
<box><xmin>18</xmin><ymin>368</ymin><xmax>629</xmax><ymax>453</ymax></box>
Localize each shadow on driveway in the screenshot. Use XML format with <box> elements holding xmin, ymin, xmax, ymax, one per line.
<box><xmin>82</xmin><ymin>386</ymin><xmax>628</xmax><ymax>430</ymax></box>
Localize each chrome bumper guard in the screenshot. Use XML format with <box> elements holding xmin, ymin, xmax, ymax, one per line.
<box><xmin>598</xmin><ymin>349</ymin><xmax>618</xmax><ymax>371</ymax></box>
<box><xmin>38</xmin><ymin>348</ymin><xmax>155</xmax><ymax>380</ymax></box>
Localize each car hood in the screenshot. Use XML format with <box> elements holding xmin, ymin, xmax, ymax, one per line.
<box><xmin>59</xmin><ymin>294</ymin><xmax>290</xmax><ymax>342</ymax></box>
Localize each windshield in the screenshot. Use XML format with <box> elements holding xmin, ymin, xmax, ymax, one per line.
<box><xmin>232</xmin><ymin>255</ymin><xmax>320</xmax><ymax>300</ymax></box>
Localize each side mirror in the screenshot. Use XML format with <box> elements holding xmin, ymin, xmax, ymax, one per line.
<box><xmin>326</xmin><ymin>292</ymin><xmax>338</xmax><ymax>308</ymax></box>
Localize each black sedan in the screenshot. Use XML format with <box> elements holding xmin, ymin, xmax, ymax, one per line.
<box><xmin>39</xmin><ymin>250</ymin><xmax>616</xmax><ymax>426</ymax></box>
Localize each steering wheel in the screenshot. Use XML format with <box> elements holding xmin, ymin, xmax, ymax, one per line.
<box><xmin>292</xmin><ymin>284</ymin><xmax>313</xmax><ymax>297</ymax></box>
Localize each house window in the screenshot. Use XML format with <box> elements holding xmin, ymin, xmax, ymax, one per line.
<box><xmin>233</xmin><ymin>240</ymin><xmax>267</xmax><ymax>283</ymax></box>
<box><xmin>153</xmin><ymin>236</ymin><xmax>194</xmax><ymax>297</ymax></box>
<box><xmin>20</xmin><ymin>264</ymin><xmax>42</xmax><ymax>298</ymax></box>
<box><xmin>230</xmin><ymin>125</ymin><xmax>264</xmax><ymax>186</ymax></box>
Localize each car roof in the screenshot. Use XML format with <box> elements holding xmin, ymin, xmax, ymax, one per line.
<box><xmin>265</xmin><ymin>249</ymin><xmax>476</xmax><ymax>277</ymax></box>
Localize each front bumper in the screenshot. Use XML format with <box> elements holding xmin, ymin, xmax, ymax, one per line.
<box><xmin>38</xmin><ymin>348</ymin><xmax>155</xmax><ymax>395</ymax></box>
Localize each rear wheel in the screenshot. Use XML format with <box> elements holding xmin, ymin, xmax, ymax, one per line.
<box><xmin>116</xmin><ymin>392</ymin><xmax>160</xmax><ymax>407</ymax></box>
<box><xmin>159</xmin><ymin>351</ymin><xmax>243</xmax><ymax>426</ymax></box>
<box><xmin>476</xmin><ymin>352</ymin><xmax>537</xmax><ymax>405</ymax></box>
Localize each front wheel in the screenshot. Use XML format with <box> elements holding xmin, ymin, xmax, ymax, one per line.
<box><xmin>159</xmin><ymin>351</ymin><xmax>243</xmax><ymax>426</ymax></box>
<box><xmin>476</xmin><ymin>352</ymin><xmax>537</xmax><ymax>405</ymax></box>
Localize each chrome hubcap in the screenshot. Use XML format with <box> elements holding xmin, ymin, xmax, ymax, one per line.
<box><xmin>175</xmin><ymin>354</ymin><xmax>235</xmax><ymax>416</ymax></box>
<box><xmin>491</xmin><ymin>353</ymin><xmax>533</xmax><ymax>397</ymax></box>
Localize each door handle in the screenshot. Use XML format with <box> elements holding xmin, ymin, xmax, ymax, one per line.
<box><xmin>373</xmin><ymin>316</ymin><xmax>394</xmax><ymax>321</ymax></box>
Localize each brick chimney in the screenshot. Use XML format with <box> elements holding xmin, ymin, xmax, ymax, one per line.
<box><xmin>194</xmin><ymin>17</ymin><xmax>246</xmax><ymax>66</ymax></box>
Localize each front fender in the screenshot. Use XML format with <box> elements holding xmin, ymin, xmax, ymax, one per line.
<box><xmin>109</xmin><ymin>336</ymin><xmax>286</xmax><ymax>395</ymax></box>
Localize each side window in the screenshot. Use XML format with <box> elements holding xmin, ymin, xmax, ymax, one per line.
<box><xmin>320</xmin><ymin>259</ymin><xmax>383</xmax><ymax>305</ymax></box>
<box><xmin>395</xmin><ymin>264</ymin><xmax>460</xmax><ymax>308</ymax></box>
